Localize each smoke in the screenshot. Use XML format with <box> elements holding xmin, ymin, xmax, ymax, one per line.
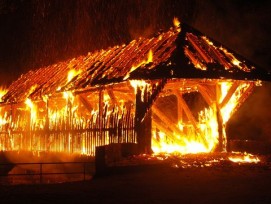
<box><xmin>227</xmin><ymin>82</ymin><xmax>271</xmax><ymax>142</ymax></box>
<box><xmin>193</xmin><ymin>0</ymin><xmax>271</xmax><ymax>70</ymax></box>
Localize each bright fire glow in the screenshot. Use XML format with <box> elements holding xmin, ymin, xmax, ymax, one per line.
<box><xmin>129</xmin><ymin>80</ymin><xmax>151</xmax><ymax>101</ymax></box>
<box><xmin>220</xmin><ymin>82</ymin><xmax>250</xmax><ymax>123</ymax></box>
<box><xmin>0</xmin><ymin>87</ymin><xmax>7</xmax><ymax>102</ymax></box>
<box><xmin>152</xmin><ymin>81</ymin><xmax>250</xmax><ymax>155</ymax></box>
<box><xmin>228</xmin><ymin>152</ymin><xmax>260</xmax><ymax>163</ymax></box>
<box><xmin>67</xmin><ymin>69</ymin><xmax>81</xmax><ymax>83</ymax></box>
<box><xmin>152</xmin><ymin>107</ymin><xmax>219</xmax><ymax>154</ymax></box>
<box><xmin>25</xmin><ymin>98</ymin><xmax>37</xmax><ymax>125</ymax></box>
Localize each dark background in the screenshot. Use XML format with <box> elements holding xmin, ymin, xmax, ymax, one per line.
<box><xmin>0</xmin><ymin>0</ymin><xmax>270</xmax><ymax>142</ymax></box>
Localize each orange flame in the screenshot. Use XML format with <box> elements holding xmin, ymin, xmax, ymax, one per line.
<box><xmin>173</xmin><ymin>17</ymin><xmax>181</xmax><ymax>32</ymax></box>
<box><xmin>228</xmin><ymin>152</ymin><xmax>260</xmax><ymax>163</ymax></box>
<box><xmin>0</xmin><ymin>87</ymin><xmax>7</xmax><ymax>102</ymax></box>
<box><xmin>67</xmin><ymin>69</ymin><xmax>81</xmax><ymax>83</ymax></box>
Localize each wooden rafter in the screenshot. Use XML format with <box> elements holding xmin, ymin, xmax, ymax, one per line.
<box><xmin>152</xmin><ymin>119</ymin><xmax>177</xmax><ymax>142</ymax></box>
<box><xmin>107</xmin><ymin>88</ymin><xmax>120</xmax><ymax>109</ymax></box>
<box><xmin>219</xmin><ymin>81</ymin><xmax>240</xmax><ymax>109</ymax></box>
<box><xmin>78</xmin><ymin>94</ymin><xmax>93</xmax><ymax>113</ymax></box>
<box><xmin>174</xmin><ymin>90</ymin><xmax>198</xmax><ymax>132</ymax></box>
<box><xmin>152</xmin><ymin>104</ymin><xmax>183</xmax><ymax>136</ymax></box>
<box><xmin>229</xmin><ymin>82</ymin><xmax>255</xmax><ymax>115</ymax></box>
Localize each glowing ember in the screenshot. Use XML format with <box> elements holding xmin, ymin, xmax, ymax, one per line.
<box><xmin>228</xmin><ymin>152</ymin><xmax>260</xmax><ymax>163</ymax></box>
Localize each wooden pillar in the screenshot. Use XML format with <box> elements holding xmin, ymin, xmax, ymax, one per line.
<box><xmin>135</xmin><ymin>87</ymin><xmax>152</xmax><ymax>154</ymax></box>
<box><xmin>215</xmin><ymin>84</ymin><xmax>225</xmax><ymax>152</ymax></box>
<box><xmin>99</xmin><ymin>87</ymin><xmax>104</xmax><ymax>146</ymax></box>
<box><xmin>215</xmin><ymin>103</ymin><xmax>224</xmax><ymax>152</ymax></box>
<box><xmin>45</xmin><ymin>98</ymin><xmax>49</xmax><ymax>152</ymax></box>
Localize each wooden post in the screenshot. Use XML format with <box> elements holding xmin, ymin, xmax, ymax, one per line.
<box><xmin>135</xmin><ymin>87</ymin><xmax>152</xmax><ymax>154</ymax></box>
<box><xmin>215</xmin><ymin>83</ymin><xmax>225</xmax><ymax>152</ymax></box>
<box><xmin>45</xmin><ymin>98</ymin><xmax>49</xmax><ymax>152</ymax></box>
<box><xmin>99</xmin><ymin>87</ymin><xmax>104</xmax><ymax>145</ymax></box>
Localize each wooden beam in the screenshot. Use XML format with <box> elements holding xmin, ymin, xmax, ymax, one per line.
<box><xmin>174</xmin><ymin>91</ymin><xmax>198</xmax><ymax>132</ymax></box>
<box><xmin>78</xmin><ymin>94</ymin><xmax>93</xmax><ymax>113</ymax></box>
<box><xmin>197</xmin><ymin>85</ymin><xmax>215</xmax><ymax>107</ymax></box>
<box><xmin>227</xmin><ymin>82</ymin><xmax>255</xmax><ymax>116</ymax></box>
<box><xmin>107</xmin><ymin>88</ymin><xmax>120</xmax><ymax>109</ymax></box>
<box><xmin>152</xmin><ymin>119</ymin><xmax>177</xmax><ymax>142</ymax></box>
<box><xmin>219</xmin><ymin>81</ymin><xmax>239</xmax><ymax>109</ymax></box>
<box><xmin>152</xmin><ymin>104</ymin><xmax>183</xmax><ymax>136</ymax></box>
<box><xmin>174</xmin><ymin>90</ymin><xmax>209</xmax><ymax>147</ymax></box>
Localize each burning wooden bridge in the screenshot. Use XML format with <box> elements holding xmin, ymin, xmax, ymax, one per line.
<box><xmin>0</xmin><ymin>20</ymin><xmax>270</xmax><ymax>155</ymax></box>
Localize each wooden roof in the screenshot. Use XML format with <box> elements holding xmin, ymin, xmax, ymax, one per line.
<box><xmin>2</xmin><ymin>23</ymin><xmax>270</xmax><ymax>104</ymax></box>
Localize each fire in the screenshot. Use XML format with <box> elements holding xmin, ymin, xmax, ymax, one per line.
<box><xmin>152</xmin><ymin>107</ymin><xmax>219</xmax><ymax>154</ymax></box>
<box><xmin>124</xmin><ymin>49</ymin><xmax>153</xmax><ymax>80</ymax></box>
<box><xmin>220</xmin><ymin>82</ymin><xmax>250</xmax><ymax>123</ymax></box>
<box><xmin>25</xmin><ymin>98</ymin><xmax>37</xmax><ymax>125</ymax></box>
<box><xmin>173</xmin><ymin>17</ymin><xmax>181</xmax><ymax>32</ymax></box>
<box><xmin>151</xmin><ymin>79</ymin><xmax>252</xmax><ymax>155</ymax></box>
<box><xmin>219</xmin><ymin>47</ymin><xmax>251</xmax><ymax>72</ymax></box>
<box><xmin>63</xmin><ymin>91</ymin><xmax>74</xmax><ymax>102</ymax></box>
<box><xmin>129</xmin><ymin>80</ymin><xmax>151</xmax><ymax>100</ymax></box>
<box><xmin>0</xmin><ymin>87</ymin><xmax>7</xmax><ymax>102</ymax></box>
<box><xmin>228</xmin><ymin>152</ymin><xmax>260</xmax><ymax>163</ymax></box>
<box><xmin>67</xmin><ymin>69</ymin><xmax>81</xmax><ymax>83</ymax></box>
<box><xmin>147</xmin><ymin>49</ymin><xmax>153</xmax><ymax>63</ymax></box>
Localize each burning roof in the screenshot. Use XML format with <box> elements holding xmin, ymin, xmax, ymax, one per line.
<box><xmin>1</xmin><ymin>22</ymin><xmax>270</xmax><ymax>104</ymax></box>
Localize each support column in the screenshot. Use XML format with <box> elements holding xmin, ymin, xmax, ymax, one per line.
<box><xmin>135</xmin><ymin>87</ymin><xmax>152</xmax><ymax>154</ymax></box>
<box><xmin>215</xmin><ymin>84</ymin><xmax>226</xmax><ymax>152</ymax></box>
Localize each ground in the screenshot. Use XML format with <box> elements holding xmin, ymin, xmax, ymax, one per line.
<box><xmin>1</xmin><ymin>158</ymin><xmax>271</xmax><ymax>204</ymax></box>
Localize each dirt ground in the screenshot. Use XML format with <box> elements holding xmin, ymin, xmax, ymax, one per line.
<box><xmin>1</xmin><ymin>160</ymin><xmax>271</xmax><ymax>204</ymax></box>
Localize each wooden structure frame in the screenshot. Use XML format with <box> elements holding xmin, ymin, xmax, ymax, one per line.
<box><xmin>0</xmin><ymin>23</ymin><xmax>269</xmax><ymax>155</ymax></box>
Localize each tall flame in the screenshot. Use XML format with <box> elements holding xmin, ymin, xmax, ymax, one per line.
<box><xmin>152</xmin><ymin>107</ymin><xmax>218</xmax><ymax>154</ymax></box>
<box><xmin>151</xmin><ymin>81</ymin><xmax>250</xmax><ymax>155</ymax></box>
<box><xmin>25</xmin><ymin>98</ymin><xmax>37</xmax><ymax>126</ymax></box>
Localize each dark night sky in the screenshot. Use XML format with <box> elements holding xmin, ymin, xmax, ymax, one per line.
<box><xmin>0</xmin><ymin>0</ymin><xmax>271</xmax><ymax>142</ymax></box>
<box><xmin>0</xmin><ymin>0</ymin><xmax>270</xmax><ymax>85</ymax></box>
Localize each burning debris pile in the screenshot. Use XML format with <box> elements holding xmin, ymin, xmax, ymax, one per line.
<box><xmin>0</xmin><ymin>19</ymin><xmax>269</xmax><ymax>157</ymax></box>
<box><xmin>101</xmin><ymin>152</ymin><xmax>263</xmax><ymax>172</ymax></box>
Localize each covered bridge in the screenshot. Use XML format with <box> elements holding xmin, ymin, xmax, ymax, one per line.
<box><xmin>0</xmin><ymin>21</ymin><xmax>269</xmax><ymax>155</ymax></box>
